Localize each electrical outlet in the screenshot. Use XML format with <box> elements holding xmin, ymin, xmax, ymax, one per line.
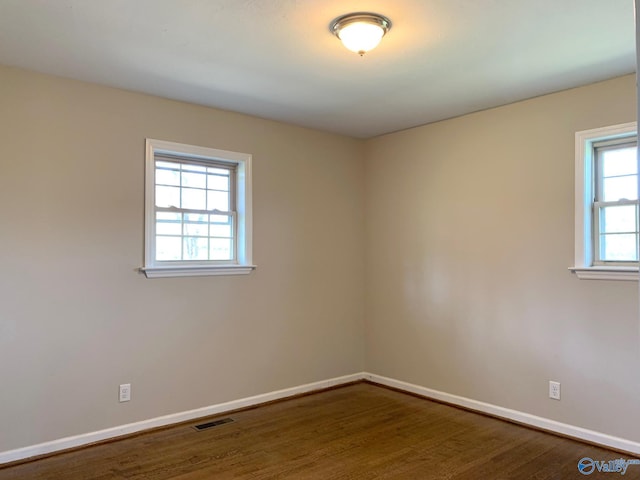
<box><xmin>119</xmin><ymin>383</ymin><xmax>131</xmax><ymax>402</ymax></box>
<box><xmin>549</xmin><ymin>381</ymin><xmax>560</xmax><ymax>400</ymax></box>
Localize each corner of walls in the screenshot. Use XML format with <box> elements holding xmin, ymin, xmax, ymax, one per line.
<box><xmin>0</xmin><ymin>65</ymin><xmax>367</xmax><ymax>454</ymax></box>
<box><xmin>361</xmin><ymin>74</ymin><xmax>640</xmax><ymax>444</ymax></box>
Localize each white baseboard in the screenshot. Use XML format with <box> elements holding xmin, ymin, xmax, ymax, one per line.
<box><xmin>3</xmin><ymin>371</ymin><xmax>639</xmax><ymax>465</ymax></box>
<box><xmin>0</xmin><ymin>372</ymin><xmax>364</xmax><ymax>465</ymax></box>
<box><xmin>364</xmin><ymin>373</ymin><xmax>640</xmax><ymax>456</ymax></box>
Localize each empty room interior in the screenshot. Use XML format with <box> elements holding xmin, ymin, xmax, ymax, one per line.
<box><xmin>1</xmin><ymin>1</ymin><xmax>640</xmax><ymax>478</ymax></box>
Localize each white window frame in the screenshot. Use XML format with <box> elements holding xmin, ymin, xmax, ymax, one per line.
<box><xmin>141</xmin><ymin>139</ymin><xmax>255</xmax><ymax>278</ymax></box>
<box><xmin>570</xmin><ymin>122</ymin><xmax>638</xmax><ymax>281</ymax></box>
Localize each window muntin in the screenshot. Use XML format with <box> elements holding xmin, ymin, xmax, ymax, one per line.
<box><xmin>143</xmin><ymin>139</ymin><xmax>254</xmax><ymax>278</ymax></box>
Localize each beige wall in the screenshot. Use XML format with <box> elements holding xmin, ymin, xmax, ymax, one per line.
<box><xmin>0</xmin><ymin>65</ymin><xmax>366</xmax><ymax>452</ymax></box>
<box><xmin>365</xmin><ymin>74</ymin><xmax>640</xmax><ymax>442</ymax></box>
<box><xmin>1</xmin><ymin>65</ymin><xmax>639</xmax><ymax>454</ymax></box>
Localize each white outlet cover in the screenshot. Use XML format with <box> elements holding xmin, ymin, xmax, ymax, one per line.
<box><xmin>549</xmin><ymin>381</ymin><xmax>561</xmax><ymax>400</ymax></box>
<box><xmin>119</xmin><ymin>383</ymin><xmax>131</xmax><ymax>402</ymax></box>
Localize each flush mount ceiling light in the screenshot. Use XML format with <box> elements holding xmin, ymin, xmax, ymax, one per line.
<box><xmin>330</xmin><ymin>12</ymin><xmax>392</xmax><ymax>56</ymax></box>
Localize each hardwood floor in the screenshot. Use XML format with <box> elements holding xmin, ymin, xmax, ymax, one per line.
<box><xmin>1</xmin><ymin>382</ymin><xmax>637</xmax><ymax>479</ymax></box>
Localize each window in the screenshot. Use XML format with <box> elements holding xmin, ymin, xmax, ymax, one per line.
<box><xmin>571</xmin><ymin>122</ymin><xmax>638</xmax><ymax>280</ymax></box>
<box><xmin>142</xmin><ymin>139</ymin><xmax>255</xmax><ymax>278</ymax></box>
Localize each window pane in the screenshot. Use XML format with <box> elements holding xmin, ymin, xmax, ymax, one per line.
<box><xmin>184</xmin><ymin>220</ymin><xmax>208</xmax><ymax>236</ymax></box>
<box><xmin>182</xmin><ymin>164</ymin><xmax>206</xmax><ymax>173</ymax></box>
<box><xmin>210</xmin><ymin>214</ymin><xmax>230</xmax><ymax>224</ymax></box>
<box><xmin>157</xmin><ymin>161</ymin><xmax>178</xmax><ymax>169</ymax></box>
<box><xmin>600</xmin><ymin>233</ymin><xmax>638</xmax><ymax>261</ymax></box>
<box><xmin>208</xmin><ymin>167</ymin><xmax>230</xmax><ymax>175</ymax></box>
<box><xmin>210</xmin><ymin>224</ymin><xmax>232</xmax><ymax>238</ymax></box>
<box><xmin>210</xmin><ymin>238</ymin><xmax>232</xmax><ymax>260</ymax></box>
<box><xmin>602</xmin><ymin>175</ymin><xmax>638</xmax><ymax>201</ymax></box>
<box><xmin>182</xmin><ymin>188</ymin><xmax>206</xmax><ymax>210</ymax></box>
<box><xmin>602</xmin><ymin>147</ymin><xmax>637</xmax><ymax>177</ymax></box>
<box><xmin>156</xmin><ymin>236</ymin><xmax>181</xmax><ymax>261</ymax></box>
<box><xmin>184</xmin><ymin>213</ymin><xmax>207</xmax><ymax>223</ymax></box>
<box><xmin>600</xmin><ymin>205</ymin><xmax>637</xmax><ymax>234</ymax></box>
<box><xmin>182</xmin><ymin>171</ymin><xmax>206</xmax><ymax>189</ymax></box>
<box><xmin>208</xmin><ymin>190</ymin><xmax>229</xmax><ymax>211</ymax></box>
<box><xmin>208</xmin><ymin>174</ymin><xmax>229</xmax><ymax>191</ymax></box>
<box><xmin>156</xmin><ymin>168</ymin><xmax>180</xmax><ymax>186</ymax></box>
<box><xmin>156</xmin><ymin>220</ymin><xmax>182</xmax><ymax>235</ymax></box>
<box><xmin>156</xmin><ymin>186</ymin><xmax>181</xmax><ymax>208</ymax></box>
<box><xmin>183</xmin><ymin>237</ymin><xmax>208</xmax><ymax>260</ymax></box>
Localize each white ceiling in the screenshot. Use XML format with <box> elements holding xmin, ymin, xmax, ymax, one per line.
<box><xmin>0</xmin><ymin>0</ymin><xmax>635</xmax><ymax>138</ymax></box>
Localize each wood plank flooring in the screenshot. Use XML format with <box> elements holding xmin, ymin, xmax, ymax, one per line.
<box><xmin>1</xmin><ymin>382</ymin><xmax>638</xmax><ymax>479</ymax></box>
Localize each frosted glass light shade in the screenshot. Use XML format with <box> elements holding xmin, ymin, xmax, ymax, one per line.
<box><xmin>330</xmin><ymin>13</ymin><xmax>391</xmax><ymax>56</ymax></box>
<box><xmin>338</xmin><ymin>22</ymin><xmax>385</xmax><ymax>55</ymax></box>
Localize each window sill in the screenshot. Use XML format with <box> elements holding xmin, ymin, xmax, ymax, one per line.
<box><xmin>569</xmin><ymin>266</ymin><xmax>638</xmax><ymax>281</ymax></box>
<box><xmin>140</xmin><ymin>265</ymin><xmax>256</xmax><ymax>278</ymax></box>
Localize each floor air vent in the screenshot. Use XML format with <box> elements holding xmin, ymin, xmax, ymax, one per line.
<box><xmin>193</xmin><ymin>418</ymin><xmax>234</xmax><ymax>431</ymax></box>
